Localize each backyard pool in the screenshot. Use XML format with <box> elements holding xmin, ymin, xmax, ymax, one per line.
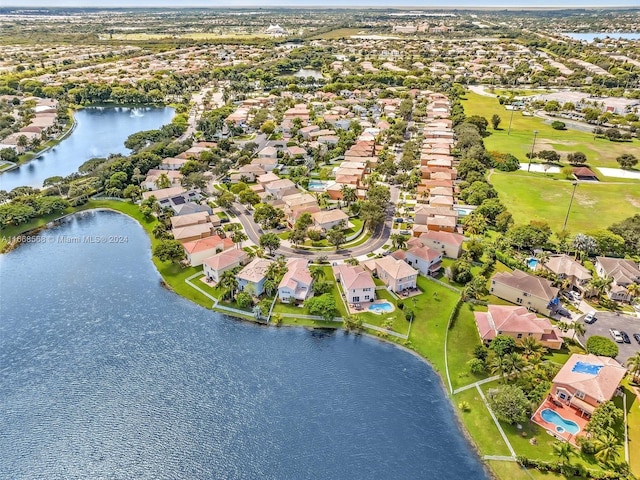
<box><xmin>527</xmin><ymin>257</ymin><xmax>538</xmax><ymax>270</ymax></box>
<box><xmin>368</xmin><ymin>301</ymin><xmax>395</xmax><ymax>314</ymax></box>
<box><xmin>540</xmin><ymin>409</ymin><xmax>580</xmax><ymax>435</ymax></box>
<box><xmin>308</xmin><ymin>180</ymin><xmax>334</xmax><ymax>192</ymax></box>
<box><xmin>455</xmin><ymin>207</ymin><xmax>473</xmax><ymax>217</ymax></box>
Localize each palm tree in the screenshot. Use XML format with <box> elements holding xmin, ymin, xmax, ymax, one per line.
<box><xmin>231</xmin><ymin>230</ymin><xmax>247</xmax><ymax>248</ymax></box>
<box><xmin>626</xmin><ymin>283</ymin><xmax>640</xmax><ymax>302</ymax></box>
<box><xmin>627</xmin><ymin>352</ymin><xmax>640</xmax><ymax>383</ymax></box>
<box><xmin>586</xmin><ymin>276</ymin><xmax>611</xmax><ymax>300</ymax></box>
<box><xmin>310</xmin><ymin>266</ymin><xmax>326</xmax><ymax>283</ymax></box>
<box><xmin>571</xmin><ymin>321</ymin><xmax>586</xmax><ymax>341</ymax></box>
<box><xmin>537</xmin><ymin>251</ymin><xmax>550</xmax><ymax>269</ymax></box>
<box><xmin>520</xmin><ymin>336</ymin><xmax>547</xmax><ymax>360</ymax></box>
<box><xmin>489</xmin><ymin>355</ymin><xmax>511</xmax><ymax>380</ymax></box>
<box><xmin>593</xmin><ymin>433</ymin><xmax>621</xmax><ymax>465</ymax></box>
<box><xmin>505</xmin><ymin>352</ymin><xmax>526</xmax><ymax>378</ymax></box>
<box><xmin>155</xmin><ymin>173</ymin><xmax>171</xmax><ymax>189</ymax></box>
<box><xmin>219</xmin><ymin>270</ymin><xmax>238</xmax><ymax>300</ymax></box>
<box><xmin>572</xmin><ymin>233</ymin><xmax>596</xmax><ymax>261</ymax></box>
<box><xmin>553</xmin><ymin>441</ymin><xmax>574</xmax><ymax>465</ymax></box>
<box><xmin>390</xmin><ymin>233</ymin><xmax>408</xmax><ymax>250</ymax></box>
<box><xmin>341</xmin><ymin>185</ymin><xmax>357</xmax><ymax>206</ymax></box>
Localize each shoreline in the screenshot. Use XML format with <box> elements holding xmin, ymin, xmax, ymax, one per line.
<box><xmin>2</xmin><ymin>205</ymin><xmax>496</xmax><ymax>479</ymax></box>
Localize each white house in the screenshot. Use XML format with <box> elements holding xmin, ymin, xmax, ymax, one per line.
<box><xmin>203</xmin><ymin>249</ymin><xmax>249</xmax><ymax>283</ymax></box>
<box><xmin>238</xmin><ymin>258</ymin><xmax>274</xmax><ymax>296</ymax></box>
<box><xmin>278</xmin><ymin>258</ymin><xmax>313</xmax><ymax>303</ymax></box>
<box><xmin>332</xmin><ymin>264</ymin><xmax>376</xmax><ymax>304</ymax></box>
<box><xmin>404</xmin><ymin>245</ymin><xmax>442</xmax><ymax>276</ymax></box>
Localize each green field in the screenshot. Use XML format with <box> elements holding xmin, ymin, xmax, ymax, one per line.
<box><xmin>312</xmin><ymin>28</ymin><xmax>367</xmax><ymax>39</ymax></box>
<box><xmin>490</xmin><ymin>171</ymin><xmax>640</xmax><ymax>232</ymax></box>
<box><xmin>462</xmin><ymin>92</ymin><xmax>640</xmax><ymax>169</ymax></box>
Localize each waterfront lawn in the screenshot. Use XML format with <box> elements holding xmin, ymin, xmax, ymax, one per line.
<box><xmin>490</xmin><ymin>172</ymin><xmax>640</xmax><ymax>232</ymax></box>
<box><xmin>406</xmin><ymin>276</ymin><xmax>461</xmax><ymax>376</ymax></box>
<box><xmin>462</xmin><ymin>92</ymin><xmax>640</xmax><ymax>168</ymax></box>
<box><xmin>486</xmin><ymin>460</ymin><xmax>573</xmax><ymax>480</ymax></box>
<box><xmin>619</xmin><ymin>380</ymin><xmax>640</xmax><ymax>475</ymax></box>
<box><xmin>447</xmin><ymin>302</ymin><xmax>489</xmax><ymax>390</ymax></box>
<box><xmin>452</xmin><ymin>387</ymin><xmax>512</xmax><ymax>457</ymax></box>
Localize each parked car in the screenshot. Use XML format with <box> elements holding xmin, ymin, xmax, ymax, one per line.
<box><xmin>609</xmin><ymin>329</ymin><xmax>624</xmax><ymax>343</ymax></box>
<box><xmin>620</xmin><ymin>331</ymin><xmax>631</xmax><ymax>344</ymax></box>
<box><xmin>584</xmin><ymin>312</ymin><xmax>597</xmax><ymax>324</ymax></box>
<box><xmin>400</xmin><ymin>230</ymin><xmax>410</xmax><ymax>235</ymax></box>
<box><xmin>394</xmin><ymin>218</ymin><xmax>403</xmax><ymax>223</ymax></box>
<box><xmin>556</xmin><ymin>308</ymin><xmax>572</xmax><ymax>318</ymax></box>
<box><xmin>564</xmin><ymin>291</ymin><xmax>581</xmax><ymax>302</ymax></box>
<box><xmin>633</xmin><ymin>333</ymin><xmax>640</xmax><ymax>344</ymax></box>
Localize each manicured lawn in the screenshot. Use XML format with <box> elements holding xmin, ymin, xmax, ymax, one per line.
<box><xmin>462</xmin><ymin>92</ymin><xmax>640</xmax><ymax>169</ymax></box>
<box><xmin>406</xmin><ymin>276</ymin><xmax>461</xmax><ymax>376</ymax></box>
<box><xmin>447</xmin><ymin>302</ymin><xmax>489</xmax><ymax>390</ymax></box>
<box><xmin>453</xmin><ymin>387</ymin><xmax>512</xmax><ymax>456</ymax></box>
<box><xmin>490</xmin><ymin>171</ymin><xmax>640</xmax><ymax>232</ymax></box>
<box><xmin>486</xmin><ymin>460</ymin><xmax>574</xmax><ymax>480</ymax></box>
<box><xmin>620</xmin><ymin>379</ymin><xmax>640</xmax><ymax>476</ymax></box>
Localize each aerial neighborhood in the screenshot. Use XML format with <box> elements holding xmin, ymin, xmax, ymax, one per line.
<box><xmin>1</xmin><ymin>7</ymin><xmax>639</xmax><ymax>480</ymax></box>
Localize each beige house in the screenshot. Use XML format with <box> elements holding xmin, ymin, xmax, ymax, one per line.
<box><xmin>171</xmin><ymin>223</ymin><xmax>213</xmax><ymax>243</ymax></box>
<box><xmin>183</xmin><ymin>235</ymin><xmax>235</xmax><ymax>267</ymax></box>
<box><xmin>170</xmin><ymin>211</ymin><xmax>218</xmax><ymax>230</ymax></box>
<box><xmin>474</xmin><ymin>305</ymin><xmax>563</xmax><ymax>349</ymax></box>
<box><xmin>312</xmin><ymin>209</ymin><xmax>349</xmax><ymax>232</ymax></box>
<box><xmin>264</xmin><ymin>179</ymin><xmax>297</xmax><ymax>199</ymax></box>
<box><xmin>364</xmin><ymin>256</ymin><xmax>418</xmax><ymax>293</ymax></box>
<box><xmin>541</xmin><ymin>254</ymin><xmax>592</xmax><ymax>294</ymax></box>
<box><xmin>595</xmin><ymin>256</ymin><xmax>640</xmax><ymax>303</ymax></box>
<box><xmin>490</xmin><ymin>270</ymin><xmax>559</xmax><ymax>313</ymax></box>
<box><xmin>203</xmin><ymin>249</ymin><xmax>249</xmax><ymax>283</ymax></box>
<box><xmin>278</xmin><ymin>258</ymin><xmax>313</xmax><ymax>304</ymax></box>
<box><xmin>333</xmin><ymin>264</ymin><xmax>376</xmax><ymax>304</ymax></box>
<box><xmin>551</xmin><ymin>353</ymin><xmax>626</xmax><ymax>415</ymax></box>
<box><xmin>419</xmin><ymin>230</ymin><xmax>464</xmax><ymax>259</ymax></box>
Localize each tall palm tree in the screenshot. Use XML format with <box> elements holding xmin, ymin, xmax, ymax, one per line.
<box><xmin>520</xmin><ymin>336</ymin><xmax>547</xmax><ymax>360</ymax></box>
<box><xmin>231</xmin><ymin>230</ymin><xmax>247</xmax><ymax>248</ymax></box>
<box><xmin>593</xmin><ymin>433</ymin><xmax>621</xmax><ymax>466</ymax></box>
<box><xmin>586</xmin><ymin>276</ymin><xmax>611</xmax><ymax>299</ymax></box>
<box><xmin>489</xmin><ymin>355</ymin><xmax>511</xmax><ymax>380</ymax></box>
<box><xmin>627</xmin><ymin>352</ymin><xmax>640</xmax><ymax>383</ymax></box>
<box><xmin>219</xmin><ymin>270</ymin><xmax>238</xmax><ymax>300</ymax></box>
<box><xmin>571</xmin><ymin>321</ymin><xmax>586</xmax><ymax>341</ymax></box>
<box><xmin>537</xmin><ymin>251</ymin><xmax>550</xmax><ymax>269</ymax></box>
<box><xmin>626</xmin><ymin>283</ymin><xmax>640</xmax><ymax>302</ymax></box>
<box><xmin>341</xmin><ymin>185</ymin><xmax>357</xmax><ymax>206</ymax></box>
<box><xmin>553</xmin><ymin>441</ymin><xmax>574</xmax><ymax>465</ymax></box>
<box><xmin>310</xmin><ymin>266</ymin><xmax>326</xmax><ymax>283</ymax></box>
<box><xmin>390</xmin><ymin>233</ymin><xmax>408</xmax><ymax>250</ymax></box>
<box><xmin>505</xmin><ymin>352</ymin><xmax>526</xmax><ymax>378</ymax></box>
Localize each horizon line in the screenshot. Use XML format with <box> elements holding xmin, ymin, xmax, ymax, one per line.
<box><xmin>4</xmin><ymin>5</ymin><xmax>640</xmax><ymax>10</ymax></box>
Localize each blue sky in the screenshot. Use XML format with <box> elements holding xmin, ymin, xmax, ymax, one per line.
<box><xmin>9</xmin><ymin>0</ymin><xmax>640</xmax><ymax>7</ymax></box>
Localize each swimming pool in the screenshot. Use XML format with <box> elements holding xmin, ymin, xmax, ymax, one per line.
<box><xmin>368</xmin><ymin>301</ymin><xmax>395</xmax><ymax>314</ymax></box>
<box><xmin>308</xmin><ymin>180</ymin><xmax>334</xmax><ymax>192</ymax></box>
<box><xmin>455</xmin><ymin>208</ymin><xmax>473</xmax><ymax>217</ymax></box>
<box><xmin>572</xmin><ymin>361</ymin><xmax>603</xmax><ymax>375</ymax></box>
<box><xmin>540</xmin><ymin>408</ymin><xmax>580</xmax><ymax>435</ymax></box>
<box><xmin>527</xmin><ymin>258</ymin><xmax>538</xmax><ymax>270</ymax></box>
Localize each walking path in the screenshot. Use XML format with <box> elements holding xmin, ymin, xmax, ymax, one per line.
<box><xmin>452</xmin><ymin>373</ymin><xmax>504</xmax><ymax>395</ymax></box>
<box><xmin>476</xmin><ymin>384</ymin><xmax>517</xmax><ymax>459</ymax></box>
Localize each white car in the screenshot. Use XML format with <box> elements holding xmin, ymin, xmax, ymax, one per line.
<box><xmin>609</xmin><ymin>329</ymin><xmax>624</xmax><ymax>343</ymax></box>
<box><xmin>584</xmin><ymin>312</ymin><xmax>597</xmax><ymax>324</ymax></box>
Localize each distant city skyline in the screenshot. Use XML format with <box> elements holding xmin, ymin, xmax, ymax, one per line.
<box><xmin>7</xmin><ymin>0</ymin><xmax>640</xmax><ymax>8</ymax></box>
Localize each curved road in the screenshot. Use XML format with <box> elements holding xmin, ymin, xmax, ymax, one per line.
<box><xmin>230</xmin><ymin>186</ymin><xmax>399</xmax><ymax>260</ymax></box>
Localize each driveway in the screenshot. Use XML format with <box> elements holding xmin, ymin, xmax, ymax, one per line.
<box><xmin>578</xmin><ymin>311</ymin><xmax>640</xmax><ymax>363</ymax></box>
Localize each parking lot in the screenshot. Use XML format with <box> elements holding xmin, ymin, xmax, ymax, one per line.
<box><xmin>580</xmin><ymin>311</ymin><xmax>640</xmax><ymax>363</ymax></box>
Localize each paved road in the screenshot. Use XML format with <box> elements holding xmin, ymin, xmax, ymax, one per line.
<box><xmin>230</xmin><ymin>185</ymin><xmax>399</xmax><ymax>260</ymax></box>
<box><xmin>178</xmin><ymin>87</ymin><xmax>222</xmax><ymax>142</ymax></box>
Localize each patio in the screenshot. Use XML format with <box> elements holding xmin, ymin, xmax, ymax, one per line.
<box><xmin>531</xmin><ymin>397</ymin><xmax>590</xmax><ymax>446</ymax></box>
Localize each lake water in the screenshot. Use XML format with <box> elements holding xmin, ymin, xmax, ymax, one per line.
<box><xmin>0</xmin><ymin>106</ymin><xmax>174</xmax><ymax>192</ymax></box>
<box><xmin>562</xmin><ymin>32</ymin><xmax>640</xmax><ymax>42</ymax></box>
<box><xmin>294</xmin><ymin>68</ymin><xmax>325</xmax><ymax>80</ymax></box>
<box><xmin>0</xmin><ymin>210</ymin><xmax>488</xmax><ymax>479</ymax></box>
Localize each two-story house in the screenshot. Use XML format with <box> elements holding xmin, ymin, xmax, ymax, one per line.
<box><xmin>278</xmin><ymin>258</ymin><xmax>313</xmax><ymax>304</ymax></box>
<box><xmin>474</xmin><ymin>305</ymin><xmax>563</xmax><ymax>349</ymax></box>
<box><xmin>363</xmin><ymin>256</ymin><xmax>418</xmax><ymax>293</ymax></box>
<box><xmin>237</xmin><ymin>258</ymin><xmax>274</xmax><ymax>296</ymax></box>
<box><xmin>332</xmin><ymin>264</ymin><xmax>376</xmax><ymax>304</ymax></box>
<box><xmin>550</xmin><ymin>353</ymin><xmax>626</xmax><ymax>416</ymax></box>
<box><xmin>404</xmin><ymin>245</ymin><xmax>442</xmax><ymax>276</ymax></box>
<box><xmin>490</xmin><ymin>270</ymin><xmax>559</xmax><ymax>314</ymax></box>
<box><xmin>541</xmin><ymin>254</ymin><xmax>592</xmax><ymax>295</ymax></box>
<box><xmin>203</xmin><ymin>249</ymin><xmax>249</xmax><ymax>284</ymax></box>
<box><xmin>418</xmin><ymin>230</ymin><xmax>464</xmax><ymax>259</ymax></box>
<box><xmin>595</xmin><ymin>256</ymin><xmax>640</xmax><ymax>303</ymax></box>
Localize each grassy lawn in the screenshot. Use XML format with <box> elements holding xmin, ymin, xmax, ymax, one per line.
<box><xmin>453</xmin><ymin>387</ymin><xmax>513</xmax><ymax>456</ymax></box>
<box><xmin>490</xmin><ymin>171</ymin><xmax>640</xmax><ymax>232</ymax></box>
<box><xmin>312</xmin><ymin>28</ymin><xmax>363</xmax><ymax>39</ymax></box>
<box><xmin>447</xmin><ymin>302</ymin><xmax>489</xmax><ymax>390</ymax></box>
<box><xmin>462</xmin><ymin>92</ymin><xmax>640</xmax><ymax>169</ymax></box>
<box><xmin>487</xmin><ymin>460</ymin><xmax>575</xmax><ymax>480</ymax></box>
<box><xmin>356</xmin><ymin>288</ymin><xmax>409</xmax><ymax>334</ymax></box>
<box><xmin>406</xmin><ymin>276</ymin><xmax>461</xmax><ymax>375</ymax></box>
<box><xmin>620</xmin><ymin>379</ymin><xmax>640</xmax><ymax>475</ymax></box>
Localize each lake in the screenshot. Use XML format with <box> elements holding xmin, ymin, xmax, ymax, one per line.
<box><xmin>562</xmin><ymin>32</ymin><xmax>640</xmax><ymax>42</ymax></box>
<box><xmin>0</xmin><ymin>106</ymin><xmax>174</xmax><ymax>192</ymax></box>
<box><xmin>294</xmin><ymin>68</ymin><xmax>325</xmax><ymax>80</ymax></box>
<box><xmin>0</xmin><ymin>210</ymin><xmax>489</xmax><ymax>479</ymax></box>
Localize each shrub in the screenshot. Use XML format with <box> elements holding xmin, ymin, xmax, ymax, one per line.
<box><xmin>586</xmin><ymin>336</ymin><xmax>619</xmax><ymax>358</ymax></box>
<box><xmin>458</xmin><ymin>401</ymin><xmax>471</xmax><ymax>412</ymax></box>
<box><xmin>467</xmin><ymin>358</ymin><xmax>486</xmax><ymax>374</ymax></box>
<box><xmin>551</xmin><ymin>120</ymin><xmax>566</xmax><ymax>130</ymax></box>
